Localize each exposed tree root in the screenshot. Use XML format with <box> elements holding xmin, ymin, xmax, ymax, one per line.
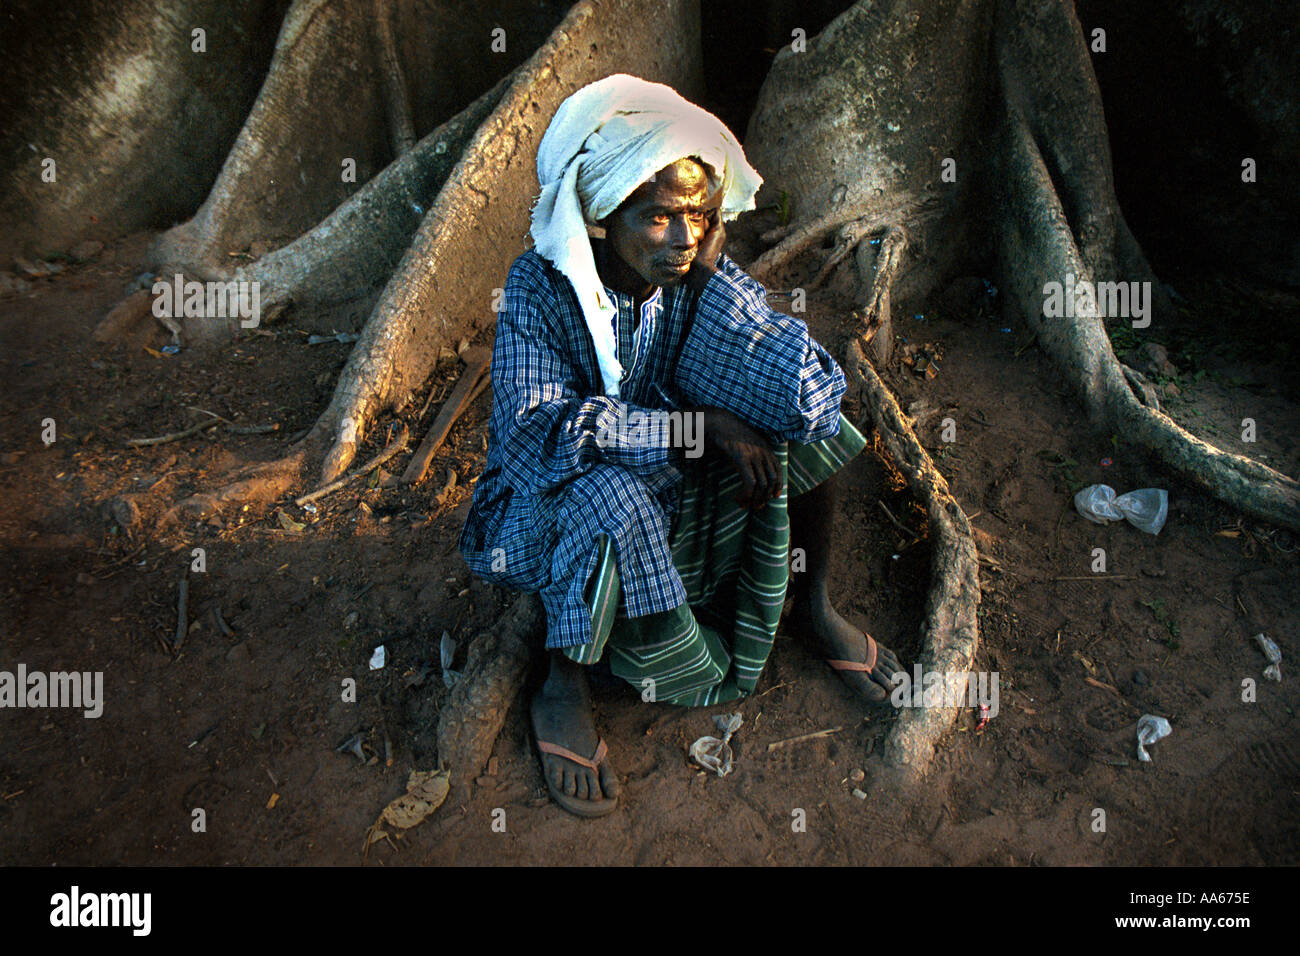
<box><xmin>149</xmin><ymin>0</ymin><xmax>394</xmax><ymax>278</ymax></box>
<box><xmin>161</xmin><ymin>444</ymin><xmax>311</xmax><ymax>529</ymax></box>
<box><xmin>747</xmin><ymin>195</ymin><xmax>933</xmax><ymax>285</ymax></box>
<box><xmin>436</xmin><ymin>593</ymin><xmax>543</xmax><ymax>803</ymax></box>
<box><xmin>996</xmin><ymin>105</ymin><xmax>1300</xmax><ymax>531</ymax></box>
<box><xmin>230</xmin><ymin>69</ymin><xmax>514</xmax><ymax>328</ymax></box>
<box><xmin>373</xmin><ymin>0</ymin><xmax>417</xmax><ymax>156</ymax></box>
<box><xmin>146</xmin><ymin>0</ymin><xmax>567</xmax><ymax>279</ymax></box>
<box><xmin>841</xmin><ymin>228</ymin><xmax>981</xmax><ymax>790</ymax></box>
<box><xmin>847</xmin><ymin>348</ymin><xmax>981</xmax><ymax>789</ymax></box>
<box><xmin>852</xmin><ymin>225</ymin><xmax>907</xmax><ymax>367</ymax></box>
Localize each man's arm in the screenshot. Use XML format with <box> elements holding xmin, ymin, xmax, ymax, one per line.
<box><xmin>678</xmin><ymin>249</ymin><xmax>846</xmax><ymax>445</ymax></box>
<box><xmin>492</xmin><ymin>256</ymin><xmax>681</xmax><ymax>497</ymax></box>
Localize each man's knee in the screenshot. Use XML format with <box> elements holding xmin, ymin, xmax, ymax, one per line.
<box><xmin>566</xmin><ymin>464</ymin><xmax>659</xmax><ymax>530</ymax></box>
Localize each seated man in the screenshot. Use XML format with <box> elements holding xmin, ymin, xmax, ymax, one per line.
<box><xmin>459</xmin><ymin>74</ymin><xmax>902</xmax><ymax>817</ymax></box>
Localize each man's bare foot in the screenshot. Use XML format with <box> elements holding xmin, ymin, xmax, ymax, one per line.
<box><xmin>530</xmin><ymin>653</ymin><xmax>621</xmax><ymax>815</ymax></box>
<box><xmin>791</xmin><ymin>590</ymin><xmax>904</xmax><ymax>703</ymax></box>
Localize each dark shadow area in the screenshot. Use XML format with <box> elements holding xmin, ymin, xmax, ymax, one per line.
<box><xmin>1078</xmin><ymin>0</ymin><xmax>1300</xmax><ymax>295</ymax></box>
<box><xmin>699</xmin><ymin>0</ymin><xmax>852</xmax><ymax>141</ymax></box>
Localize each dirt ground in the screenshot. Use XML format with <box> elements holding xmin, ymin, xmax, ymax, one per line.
<box><xmin>1</xmin><ymin>227</ymin><xmax>1296</xmax><ymax>866</ymax></box>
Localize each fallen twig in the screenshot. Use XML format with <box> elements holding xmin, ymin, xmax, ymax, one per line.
<box><xmin>766</xmin><ymin>726</ymin><xmax>843</xmax><ymax>752</ymax></box>
<box><xmin>295</xmin><ymin>423</ymin><xmax>410</xmax><ymax>506</ymax></box>
<box><xmin>417</xmin><ymin>380</ymin><xmax>452</xmax><ymax>421</ymax></box>
<box><xmin>127</xmin><ymin>417</ymin><xmax>221</xmax><ymax>447</ymax></box>
<box><xmin>1051</xmin><ymin>575</ymin><xmax>1134</xmax><ymax>582</ymax></box>
<box><xmin>212</xmin><ymin>606</ymin><xmax>235</xmax><ymax>638</ymax></box>
<box><xmin>1084</xmin><ymin>676</ymin><xmax>1122</xmax><ymax>698</ymax></box>
<box><xmin>128</xmin><ymin>411</ymin><xmax>280</xmax><ymax>447</ymax></box>
<box><xmin>172</xmin><ymin>574</ymin><xmax>190</xmax><ymax>653</ymax></box>
<box><xmin>401</xmin><ymin>348</ymin><xmax>491</xmax><ymax>485</ymax></box>
<box><xmin>877</xmin><ymin>499</ymin><xmax>918</xmax><ymax>538</ymax></box>
<box><xmin>752</xmin><ymin>680</ymin><xmax>793</xmax><ymax>700</ymax></box>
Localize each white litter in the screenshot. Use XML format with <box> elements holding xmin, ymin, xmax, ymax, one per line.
<box><xmin>1254</xmin><ymin>633</ymin><xmax>1282</xmax><ymax>682</ymax></box>
<box><xmin>1074</xmin><ymin>485</ymin><xmax>1168</xmax><ymax>534</ymax></box>
<box><xmin>689</xmin><ymin>713</ymin><xmax>744</xmax><ymax>777</ymax></box>
<box><xmin>368</xmin><ymin>645</ymin><xmax>386</xmax><ymax>670</ymax></box>
<box><xmin>1135</xmin><ymin>714</ymin><xmax>1172</xmax><ymax>762</ymax></box>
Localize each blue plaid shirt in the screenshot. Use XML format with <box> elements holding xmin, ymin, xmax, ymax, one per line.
<box><xmin>458</xmin><ymin>247</ymin><xmax>846</xmax><ymax>648</ymax></box>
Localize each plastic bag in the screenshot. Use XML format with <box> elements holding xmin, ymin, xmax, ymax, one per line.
<box><xmin>1074</xmin><ymin>485</ymin><xmax>1169</xmax><ymax>534</ymax></box>
<box><xmin>1254</xmin><ymin>633</ymin><xmax>1282</xmax><ymax>682</ymax></box>
<box><xmin>1136</xmin><ymin>714</ymin><xmax>1172</xmax><ymax>762</ymax></box>
<box><xmin>689</xmin><ymin>713</ymin><xmax>744</xmax><ymax>777</ymax></box>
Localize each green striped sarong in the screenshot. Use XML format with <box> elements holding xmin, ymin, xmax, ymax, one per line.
<box><xmin>563</xmin><ymin>413</ymin><xmax>867</xmax><ymax>706</ymax></box>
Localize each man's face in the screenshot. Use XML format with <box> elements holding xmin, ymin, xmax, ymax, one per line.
<box><xmin>603</xmin><ymin>158</ymin><xmax>718</xmax><ymax>288</ymax></box>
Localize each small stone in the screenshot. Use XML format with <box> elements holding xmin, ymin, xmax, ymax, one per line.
<box><xmin>1133</xmin><ymin>669</ymin><xmax>1150</xmax><ymax>686</ymax></box>
<box><xmin>487</xmin><ymin>756</ymin><xmax>499</xmax><ymax>777</ymax></box>
<box><xmin>226</xmin><ymin>643</ymin><xmax>250</xmax><ymax>663</ymax></box>
<box><xmin>344</xmin><ymin>611</ymin><xmax>359</xmax><ymax>629</ymax></box>
<box><xmin>851</xmin><ymin>788</ymin><xmax>869</xmax><ymax>800</ymax></box>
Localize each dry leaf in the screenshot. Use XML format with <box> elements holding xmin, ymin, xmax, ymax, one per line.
<box><xmin>367</xmin><ymin>768</ymin><xmax>450</xmax><ymax>840</ymax></box>
<box><xmin>277</xmin><ymin>510</ymin><xmax>305</xmax><ymax>532</ymax></box>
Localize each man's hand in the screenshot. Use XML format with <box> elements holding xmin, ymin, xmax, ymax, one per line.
<box><xmin>685</xmin><ymin>205</ymin><xmax>725</xmax><ymax>296</ymax></box>
<box><xmin>687</xmin><ymin>404</ymin><xmax>781</xmax><ymax>509</ymax></box>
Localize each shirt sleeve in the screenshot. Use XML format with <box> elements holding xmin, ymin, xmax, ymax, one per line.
<box><xmin>674</xmin><ymin>253</ymin><xmax>845</xmax><ymax>444</ymax></box>
<box><xmin>491</xmin><ymin>258</ymin><xmax>682</xmax><ymax>498</ymax></box>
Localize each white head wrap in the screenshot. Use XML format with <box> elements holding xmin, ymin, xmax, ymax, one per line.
<box><xmin>529</xmin><ymin>73</ymin><xmax>763</xmax><ymax>397</ymax></box>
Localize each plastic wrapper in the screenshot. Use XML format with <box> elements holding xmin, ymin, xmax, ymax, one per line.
<box><xmin>689</xmin><ymin>713</ymin><xmax>744</xmax><ymax>777</ymax></box>
<box><xmin>1254</xmin><ymin>632</ymin><xmax>1282</xmax><ymax>682</ymax></box>
<box><xmin>1136</xmin><ymin>714</ymin><xmax>1172</xmax><ymax>762</ymax></box>
<box><xmin>1074</xmin><ymin>485</ymin><xmax>1169</xmax><ymax>534</ymax></box>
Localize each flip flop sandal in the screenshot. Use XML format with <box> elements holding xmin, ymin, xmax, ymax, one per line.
<box><xmin>534</xmin><ymin>738</ymin><xmax>620</xmax><ymax>818</ymax></box>
<box><xmin>827</xmin><ymin>635</ymin><xmax>894</xmax><ymax>705</ymax></box>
